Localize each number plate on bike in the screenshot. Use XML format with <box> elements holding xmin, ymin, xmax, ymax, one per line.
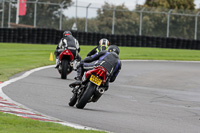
<box><xmin>90</xmin><ymin>75</ymin><xmax>102</xmax><ymax>86</ymax></box>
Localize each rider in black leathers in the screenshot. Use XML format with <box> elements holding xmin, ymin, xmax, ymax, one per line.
<box><xmin>69</xmin><ymin>45</ymin><xmax>122</xmax><ymax>90</ymax></box>
<box><xmin>54</xmin><ymin>31</ymin><xmax>81</xmax><ymax>68</ymax></box>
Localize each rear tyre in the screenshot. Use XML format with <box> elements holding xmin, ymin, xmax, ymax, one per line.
<box><xmin>61</xmin><ymin>59</ymin><xmax>69</xmax><ymax>79</ymax></box>
<box><xmin>76</xmin><ymin>82</ymin><xmax>96</xmax><ymax>109</ymax></box>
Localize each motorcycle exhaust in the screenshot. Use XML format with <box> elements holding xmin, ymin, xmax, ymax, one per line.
<box><xmin>92</xmin><ymin>87</ymin><xmax>105</xmax><ymax>102</ymax></box>
<box><xmin>97</xmin><ymin>87</ymin><xmax>105</xmax><ymax>94</ymax></box>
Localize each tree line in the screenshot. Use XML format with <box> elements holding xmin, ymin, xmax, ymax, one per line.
<box><xmin>63</xmin><ymin>0</ymin><xmax>200</xmax><ymax>39</ymax></box>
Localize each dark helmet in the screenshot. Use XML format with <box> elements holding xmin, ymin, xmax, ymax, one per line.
<box><xmin>63</xmin><ymin>31</ymin><xmax>72</xmax><ymax>37</ymax></box>
<box><xmin>107</xmin><ymin>45</ymin><xmax>120</xmax><ymax>55</ymax></box>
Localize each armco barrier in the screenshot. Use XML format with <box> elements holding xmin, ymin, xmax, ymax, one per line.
<box><xmin>0</xmin><ymin>28</ymin><xmax>199</xmax><ymax>50</ymax></box>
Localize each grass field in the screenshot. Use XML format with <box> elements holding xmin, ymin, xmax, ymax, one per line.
<box><xmin>0</xmin><ymin>42</ymin><xmax>200</xmax><ymax>133</ymax></box>
<box><xmin>1</xmin><ymin>43</ymin><xmax>200</xmax><ymax>82</ymax></box>
<box><xmin>0</xmin><ymin>112</ymin><xmax>104</xmax><ymax>133</ymax></box>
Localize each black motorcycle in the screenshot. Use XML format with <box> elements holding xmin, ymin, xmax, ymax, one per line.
<box><xmin>69</xmin><ymin>66</ymin><xmax>108</xmax><ymax>109</ymax></box>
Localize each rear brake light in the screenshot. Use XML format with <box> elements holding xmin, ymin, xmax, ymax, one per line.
<box><xmin>99</xmin><ymin>71</ymin><xmax>104</xmax><ymax>77</ymax></box>
<box><xmin>97</xmin><ymin>70</ymin><xmax>101</xmax><ymax>75</ymax></box>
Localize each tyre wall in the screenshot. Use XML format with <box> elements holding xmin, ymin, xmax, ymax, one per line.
<box><xmin>0</xmin><ymin>28</ymin><xmax>199</xmax><ymax>50</ymax></box>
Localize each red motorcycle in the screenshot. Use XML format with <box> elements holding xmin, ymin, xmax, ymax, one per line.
<box><xmin>57</xmin><ymin>47</ymin><xmax>74</xmax><ymax>79</ymax></box>
<box><xmin>69</xmin><ymin>66</ymin><xmax>108</xmax><ymax>109</ymax></box>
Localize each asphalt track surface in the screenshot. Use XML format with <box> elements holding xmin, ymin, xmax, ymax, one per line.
<box><xmin>2</xmin><ymin>60</ymin><xmax>200</xmax><ymax>133</ymax></box>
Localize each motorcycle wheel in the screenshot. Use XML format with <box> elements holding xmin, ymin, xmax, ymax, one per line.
<box><xmin>69</xmin><ymin>93</ymin><xmax>77</xmax><ymax>107</ymax></box>
<box><xmin>76</xmin><ymin>82</ymin><xmax>96</xmax><ymax>109</ymax></box>
<box><xmin>61</xmin><ymin>59</ymin><xmax>68</xmax><ymax>79</ymax></box>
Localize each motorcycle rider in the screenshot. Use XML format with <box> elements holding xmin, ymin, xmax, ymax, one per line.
<box><xmin>54</xmin><ymin>31</ymin><xmax>81</xmax><ymax>68</ymax></box>
<box><xmin>69</xmin><ymin>45</ymin><xmax>121</xmax><ymax>91</ymax></box>
<box><xmin>87</xmin><ymin>38</ymin><xmax>109</xmax><ymax>56</ymax></box>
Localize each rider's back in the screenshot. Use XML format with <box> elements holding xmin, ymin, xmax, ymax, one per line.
<box><xmin>97</xmin><ymin>51</ymin><xmax>120</xmax><ymax>76</ymax></box>
<box><xmin>62</xmin><ymin>35</ymin><xmax>76</xmax><ymax>48</ymax></box>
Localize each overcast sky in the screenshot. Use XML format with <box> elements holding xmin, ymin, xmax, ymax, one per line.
<box><xmin>74</xmin><ymin>0</ymin><xmax>200</xmax><ymax>9</ymax></box>
<box><xmin>74</xmin><ymin>0</ymin><xmax>145</xmax><ymax>9</ymax></box>
<box><xmin>64</xmin><ymin>0</ymin><xmax>200</xmax><ymax>18</ymax></box>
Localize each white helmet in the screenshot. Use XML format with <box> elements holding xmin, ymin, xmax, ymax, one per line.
<box><xmin>99</xmin><ymin>38</ymin><xmax>109</xmax><ymax>47</ymax></box>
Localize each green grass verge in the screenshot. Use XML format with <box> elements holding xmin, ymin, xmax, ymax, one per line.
<box><xmin>0</xmin><ymin>112</ymin><xmax>104</xmax><ymax>133</ymax></box>
<box><xmin>0</xmin><ymin>43</ymin><xmax>55</xmax><ymax>81</ymax></box>
<box><xmin>1</xmin><ymin>42</ymin><xmax>200</xmax><ymax>82</ymax></box>
<box><xmin>119</xmin><ymin>47</ymin><xmax>200</xmax><ymax>60</ymax></box>
<box><xmin>0</xmin><ymin>42</ymin><xmax>200</xmax><ymax>132</ymax></box>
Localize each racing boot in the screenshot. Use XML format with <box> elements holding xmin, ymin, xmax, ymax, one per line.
<box><xmin>69</xmin><ymin>67</ymin><xmax>83</xmax><ymax>88</ymax></box>
<box><xmin>55</xmin><ymin>58</ymin><xmax>60</xmax><ymax>68</ymax></box>
<box><xmin>73</xmin><ymin>60</ymin><xmax>80</xmax><ymax>71</ymax></box>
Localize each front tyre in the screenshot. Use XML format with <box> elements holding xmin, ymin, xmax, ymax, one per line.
<box><xmin>61</xmin><ymin>59</ymin><xmax>69</xmax><ymax>79</ymax></box>
<box><xmin>69</xmin><ymin>93</ymin><xmax>77</xmax><ymax>107</ymax></box>
<box><xmin>76</xmin><ymin>82</ymin><xmax>96</xmax><ymax>109</ymax></box>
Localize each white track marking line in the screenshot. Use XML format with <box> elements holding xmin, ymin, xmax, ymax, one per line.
<box><xmin>0</xmin><ymin>65</ymin><xmax>101</xmax><ymax>131</ymax></box>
